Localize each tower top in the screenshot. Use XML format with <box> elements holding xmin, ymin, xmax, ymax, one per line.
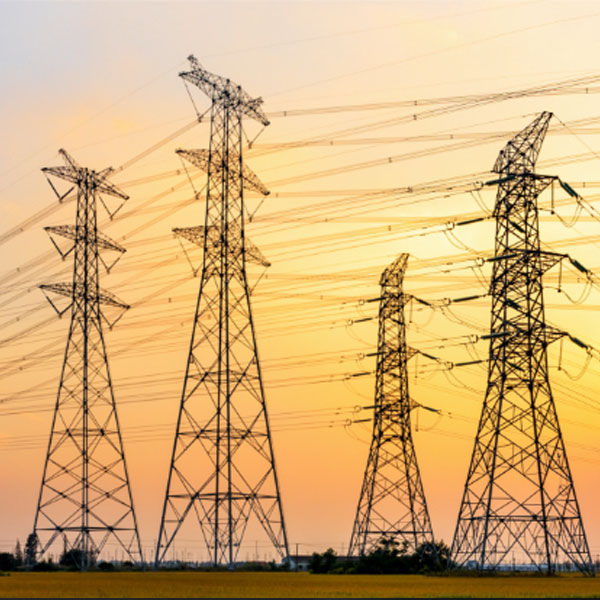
<box><xmin>180</xmin><ymin>55</ymin><xmax>269</xmax><ymax>126</ymax></box>
<box><xmin>493</xmin><ymin>111</ymin><xmax>552</xmax><ymax>175</ymax></box>
<box><xmin>42</xmin><ymin>149</ymin><xmax>128</xmax><ymax>200</ymax></box>
<box><xmin>380</xmin><ymin>253</ymin><xmax>409</xmax><ymax>286</ymax></box>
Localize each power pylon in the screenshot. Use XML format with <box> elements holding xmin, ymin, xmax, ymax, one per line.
<box><xmin>32</xmin><ymin>149</ymin><xmax>142</xmax><ymax>569</ymax></box>
<box><xmin>348</xmin><ymin>253</ymin><xmax>435</xmax><ymax>557</ymax></box>
<box><xmin>155</xmin><ymin>56</ymin><xmax>289</xmax><ymax>567</ymax></box>
<box><xmin>450</xmin><ymin>112</ymin><xmax>593</xmax><ymax>574</ymax></box>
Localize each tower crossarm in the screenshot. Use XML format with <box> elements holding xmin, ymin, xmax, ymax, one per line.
<box><xmin>173</xmin><ymin>225</ymin><xmax>270</xmax><ymax>267</ymax></box>
<box><xmin>487</xmin><ymin>249</ymin><xmax>567</xmax><ymax>277</ymax></box>
<box><xmin>177</xmin><ymin>148</ymin><xmax>269</xmax><ymax>195</ymax></box>
<box><xmin>491</xmin><ymin>174</ymin><xmax>555</xmax><ymax>217</ymax></box>
<box><xmin>508</xmin><ymin>322</ymin><xmax>567</xmax><ymax>344</ymax></box>
<box><xmin>486</xmin><ymin>323</ymin><xmax>567</xmax><ymax>367</ymax></box>
<box><xmin>40</xmin><ymin>282</ymin><xmax>130</xmax><ymax>309</ymax></box>
<box><xmin>42</xmin><ymin>149</ymin><xmax>128</xmax><ymax>200</ymax></box>
<box><xmin>44</xmin><ymin>226</ymin><xmax>125</xmax><ymax>254</ymax></box>
<box><xmin>180</xmin><ymin>55</ymin><xmax>269</xmax><ymax>126</ymax></box>
<box><xmin>379</xmin><ymin>345</ymin><xmax>419</xmax><ymax>361</ymax></box>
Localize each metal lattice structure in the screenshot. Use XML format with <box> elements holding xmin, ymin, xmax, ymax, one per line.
<box><xmin>155</xmin><ymin>56</ymin><xmax>289</xmax><ymax>567</ymax></box>
<box><xmin>348</xmin><ymin>253</ymin><xmax>435</xmax><ymax>557</ymax></box>
<box><xmin>450</xmin><ymin>113</ymin><xmax>593</xmax><ymax>574</ymax></box>
<box><xmin>32</xmin><ymin>149</ymin><xmax>142</xmax><ymax>569</ymax></box>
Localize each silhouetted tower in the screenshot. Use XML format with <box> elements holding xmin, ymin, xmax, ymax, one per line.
<box><xmin>348</xmin><ymin>253</ymin><xmax>435</xmax><ymax>557</ymax></box>
<box><xmin>451</xmin><ymin>113</ymin><xmax>593</xmax><ymax>574</ymax></box>
<box><xmin>32</xmin><ymin>149</ymin><xmax>142</xmax><ymax>569</ymax></box>
<box><xmin>155</xmin><ymin>56</ymin><xmax>289</xmax><ymax>567</ymax></box>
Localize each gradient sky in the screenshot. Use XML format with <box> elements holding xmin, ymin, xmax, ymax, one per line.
<box><xmin>2</xmin><ymin>0</ymin><xmax>600</xmax><ymax>563</ymax></box>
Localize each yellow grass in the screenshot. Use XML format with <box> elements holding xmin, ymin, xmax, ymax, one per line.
<box><xmin>0</xmin><ymin>571</ymin><xmax>598</xmax><ymax>598</ymax></box>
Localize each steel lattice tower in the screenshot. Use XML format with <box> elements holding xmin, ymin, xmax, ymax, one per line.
<box><xmin>155</xmin><ymin>56</ymin><xmax>289</xmax><ymax>567</ymax></box>
<box><xmin>348</xmin><ymin>254</ymin><xmax>435</xmax><ymax>557</ymax></box>
<box><xmin>450</xmin><ymin>113</ymin><xmax>593</xmax><ymax>574</ymax></box>
<box><xmin>32</xmin><ymin>150</ymin><xmax>142</xmax><ymax>569</ymax></box>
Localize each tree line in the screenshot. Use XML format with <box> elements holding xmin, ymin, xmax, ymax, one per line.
<box><xmin>308</xmin><ymin>538</ymin><xmax>451</xmax><ymax>574</ymax></box>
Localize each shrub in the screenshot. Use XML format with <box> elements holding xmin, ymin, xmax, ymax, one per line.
<box><xmin>308</xmin><ymin>548</ymin><xmax>338</xmax><ymax>574</ymax></box>
<box><xmin>0</xmin><ymin>552</ymin><xmax>17</xmax><ymax>571</ymax></box>
<box><xmin>31</xmin><ymin>559</ymin><xmax>60</xmax><ymax>572</ymax></box>
<box><xmin>59</xmin><ymin>548</ymin><xmax>96</xmax><ymax>569</ymax></box>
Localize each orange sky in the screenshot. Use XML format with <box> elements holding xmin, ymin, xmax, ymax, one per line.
<box><xmin>2</xmin><ymin>0</ymin><xmax>600</xmax><ymax>563</ymax></box>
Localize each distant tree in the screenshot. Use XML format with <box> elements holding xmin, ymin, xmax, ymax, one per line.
<box><xmin>308</xmin><ymin>551</ymin><xmax>323</xmax><ymax>573</ymax></box>
<box><xmin>306</xmin><ymin>538</ymin><xmax>452</xmax><ymax>575</ymax></box>
<box><xmin>308</xmin><ymin>548</ymin><xmax>338</xmax><ymax>573</ymax></box>
<box><xmin>24</xmin><ymin>533</ymin><xmax>38</xmax><ymax>567</ymax></box>
<box><xmin>354</xmin><ymin>537</ymin><xmax>450</xmax><ymax>574</ymax></box>
<box><xmin>13</xmin><ymin>540</ymin><xmax>23</xmax><ymax>567</ymax></box>
<box><xmin>356</xmin><ymin>537</ymin><xmax>412</xmax><ymax>574</ymax></box>
<box><xmin>0</xmin><ymin>552</ymin><xmax>17</xmax><ymax>571</ymax></box>
<box><xmin>415</xmin><ymin>540</ymin><xmax>451</xmax><ymax>571</ymax></box>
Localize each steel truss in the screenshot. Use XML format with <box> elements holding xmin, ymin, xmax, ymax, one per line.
<box><xmin>348</xmin><ymin>254</ymin><xmax>436</xmax><ymax>557</ymax></box>
<box><xmin>450</xmin><ymin>113</ymin><xmax>593</xmax><ymax>574</ymax></box>
<box><xmin>155</xmin><ymin>56</ymin><xmax>289</xmax><ymax>567</ymax></box>
<box><xmin>32</xmin><ymin>149</ymin><xmax>142</xmax><ymax>569</ymax></box>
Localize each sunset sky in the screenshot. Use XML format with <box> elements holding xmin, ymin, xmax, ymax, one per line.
<box><xmin>2</xmin><ymin>0</ymin><xmax>600</xmax><ymax>563</ymax></box>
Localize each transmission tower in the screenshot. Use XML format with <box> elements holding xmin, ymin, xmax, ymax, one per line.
<box><xmin>450</xmin><ymin>112</ymin><xmax>593</xmax><ymax>574</ymax></box>
<box><xmin>155</xmin><ymin>56</ymin><xmax>289</xmax><ymax>567</ymax></box>
<box><xmin>32</xmin><ymin>149</ymin><xmax>142</xmax><ymax>569</ymax></box>
<box><xmin>348</xmin><ymin>253</ymin><xmax>435</xmax><ymax>557</ymax></box>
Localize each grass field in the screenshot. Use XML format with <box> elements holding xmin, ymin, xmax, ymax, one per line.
<box><xmin>0</xmin><ymin>572</ymin><xmax>598</xmax><ymax>598</ymax></box>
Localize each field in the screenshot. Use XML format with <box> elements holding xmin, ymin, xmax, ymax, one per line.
<box><xmin>0</xmin><ymin>572</ymin><xmax>598</xmax><ymax>598</ymax></box>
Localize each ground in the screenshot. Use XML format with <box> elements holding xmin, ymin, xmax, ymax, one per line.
<box><xmin>0</xmin><ymin>572</ymin><xmax>598</xmax><ymax>598</ymax></box>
